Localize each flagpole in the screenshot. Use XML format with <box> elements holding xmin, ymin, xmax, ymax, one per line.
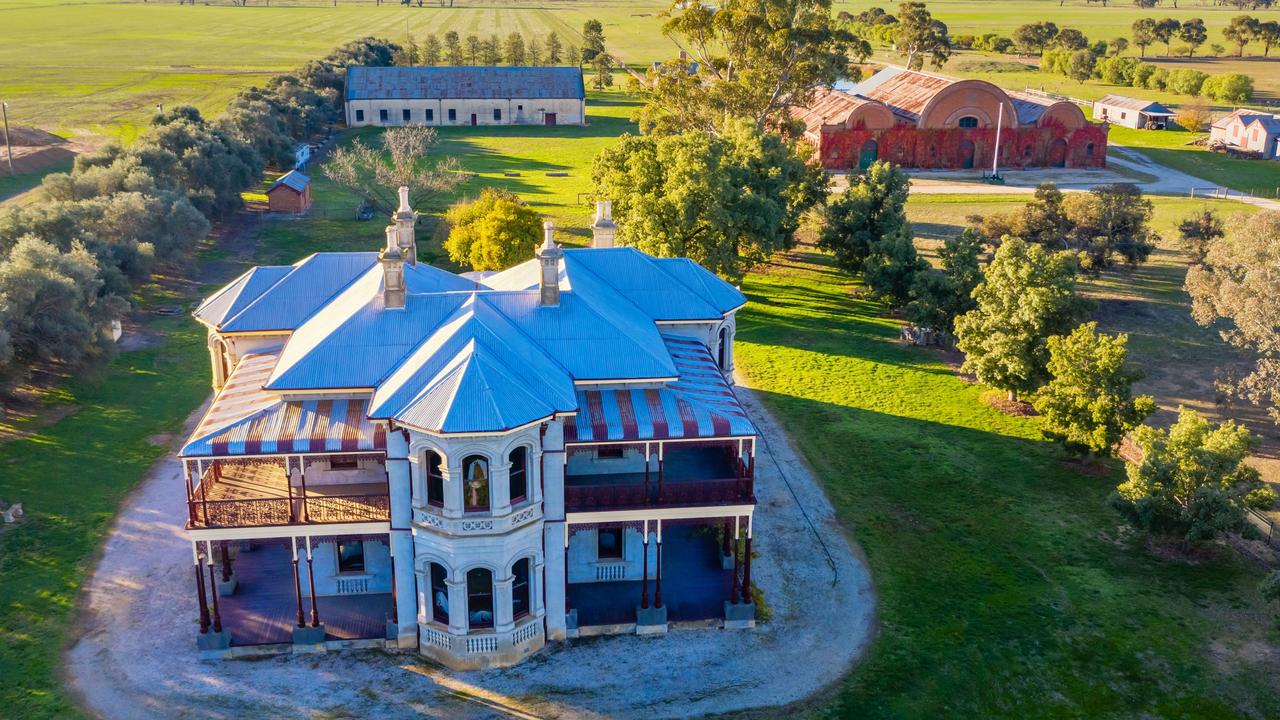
<box><xmin>991</xmin><ymin>103</ymin><xmax>1003</xmax><ymax>179</ymax></box>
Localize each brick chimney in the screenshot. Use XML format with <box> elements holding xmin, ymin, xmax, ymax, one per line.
<box><xmin>591</xmin><ymin>200</ymin><xmax>617</xmax><ymax>249</ymax></box>
<box><xmin>393</xmin><ymin>186</ymin><xmax>417</xmax><ymax>265</ymax></box>
<box><xmin>537</xmin><ymin>221</ymin><xmax>563</xmax><ymax>307</ymax></box>
<box><xmin>381</xmin><ymin>225</ymin><xmax>406</xmax><ymax>309</ymax></box>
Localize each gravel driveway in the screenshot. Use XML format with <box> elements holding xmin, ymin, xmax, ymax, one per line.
<box><xmin>64</xmin><ymin>384</ymin><xmax>876</xmax><ymax>720</ymax></box>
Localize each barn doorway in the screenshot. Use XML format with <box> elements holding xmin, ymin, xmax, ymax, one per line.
<box><xmin>470</xmin><ymin>113</ymin><xmax>477</xmax><ymax>126</ymax></box>
<box><xmin>1049</xmin><ymin>139</ymin><xmax>1068</xmax><ymax>168</ymax></box>
<box><xmin>958</xmin><ymin>140</ymin><xmax>976</xmax><ymax>169</ymax></box>
<box><xmin>544</xmin><ymin>113</ymin><xmax>557</xmax><ymax>126</ymax></box>
<box><xmin>858</xmin><ymin>139</ymin><xmax>878</xmax><ymax>169</ymax></box>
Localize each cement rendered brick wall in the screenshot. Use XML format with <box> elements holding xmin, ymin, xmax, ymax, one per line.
<box><xmin>567</xmin><ymin>526</ymin><xmax>657</xmax><ymax>583</ymax></box>
<box><xmin>298</xmin><ymin>538</ymin><xmax>394</xmax><ymax>597</ymax></box>
<box><xmin>346</xmin><ymin>97</ymin><xmax>585</xmax><ymax>127</ymax></box>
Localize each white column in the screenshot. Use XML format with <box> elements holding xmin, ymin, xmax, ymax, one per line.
<box><xmin>543</xmin><ymin>523</ymin><xmax>567</xmax><ymax>640</ymax></box>
<box><xmin>541</xmin><ymin>422</ymin><xmax>565</xmax><ymax>521</ymax></box>
<box><xmin>446</xmin><ymin>577</ymin><xmax>468</xmax><ymax>635</ymax></box>
<box><xmin>494</xmin><ymin>575</ymin><xmax>515</xmax><ymax>633</ymax></box>
<box><xmin>491</xmin><ymin>459</ymin><xmax>513</xmax><ymax>516</ymax></box>
<box><xmin>443</xmin><ymin>458</ymin><xmax>463</xmax><ymax>519</ymax></box>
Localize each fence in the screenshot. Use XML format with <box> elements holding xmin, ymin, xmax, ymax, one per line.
<box><xmin>1188</xmin><ymin>186</ymin><xmax>1280</xmax><ymax>200</ymax></box>
<box><xmin>1248</xmin><ymin>509</ymin><xmax>1278</xmax><ymax>549</ymax></box>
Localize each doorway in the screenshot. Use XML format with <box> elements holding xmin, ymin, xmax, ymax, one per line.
<box><xmin>858</xmin><ymin>139</ymin><xmax>878</xmax><ymax>169</ymax></box>
<box><xmin>958</xmin><ymin>140</ymin><xmax>976</xmax><ymax>169</ymax></box>
<box><xmin>470</xmin><ymin>113</ymin><xmax>477</xmax><ymax>126</ymax></box>
<box><xmin>1048</xmin><ymin>138</ymin><xmax>1068</xmax><ymax>168</ymax></box>
<box><xmin>544</xmin><ymin>113</ymin><xmax>557</xmax><ymax>126</ymax></box>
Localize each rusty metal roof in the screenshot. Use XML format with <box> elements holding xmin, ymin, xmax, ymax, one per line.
<box><xmin>851</xmin><ymin>67</ymin><xmax>954</xmax><ymax>123</ymax></box>
<box><xmin>346</xmin><ymin>66</ymin><xmax>585</xmax><ymax>101</ymax></box>
<box><xmin>1095</xmin><ymin>94</ymin><xmax>1174</xmax><ymax>115</ymax></box>
<box><xmin>791</xmin><ymin>88</ymin><xmax>873</xmax><ymax>138</ymax></box>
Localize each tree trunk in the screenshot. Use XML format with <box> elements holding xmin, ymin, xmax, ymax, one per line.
<box><xmin>1007</xmin><ymin>389</ymin><xmax>1018</xmax><ymax>403</ymax></box>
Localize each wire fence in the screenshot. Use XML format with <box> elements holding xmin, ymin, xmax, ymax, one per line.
<box><xmin>1188</xmin><ymin>186</ymin><xmax>1280</xmax><ymax>200</ymax></box>
<box><xmin>1248</xmin><ymin>509</ymin><xmax>1278</xmax><ymax>549</ymax></box>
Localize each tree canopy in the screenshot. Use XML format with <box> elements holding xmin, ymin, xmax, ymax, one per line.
<box><xmin>323</xmin><ymin>126</ymin><xmax>465</xmax><ymax>215</ymax></box>
<box><xmin>907</xmin><ymin>229</ymin><xmax>984</xmax><ymax>334</ymax></box>
<box><xmin>443</xmin><ymin>189</ymin><xmax>543</xmax><ymax>271</ymax></box>
<box><xmin>895</xmin><ymin>1</ymin><xmax>951</xmax><ymax>70</ymax></box>
<box><xmin>817</xmin><ymin>160</ymin><xmax>911</xmax><ymax>276</ymax></box>
<box><xmin>592</xmin><ymin>119</ymin><xmax>825</xmax><ymax>279</ymax></box>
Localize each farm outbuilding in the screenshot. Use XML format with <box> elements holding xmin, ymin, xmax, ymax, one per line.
<box><xmin>794</xmin><ymin>66</ymin><xmax>1107</xmax><ymax>171</ymax></box>
<box><xmin>344</xmin><ymin>66</ymin><xmax>586</xmax><ymax>128</ymax></box>
<box><xmin>1210</xmin><ymin>109</ymin><xmax>1280</xmax><ymax>160</ymax></box>
<box><xmin>265</xmin><ymin>170</ymin><xmax>311</xmax><ymax>214</ymax></box>
<box><xmin>1091</xmin><ymin>95</ymin><xmax>1176</xmax><ymax>130</ymax></box>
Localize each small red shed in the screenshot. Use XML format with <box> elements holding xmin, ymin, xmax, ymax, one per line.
<box><xmin>266</xmin><ymin>170</ymin><xmax>312</xmax><ymax>214</ymax></box>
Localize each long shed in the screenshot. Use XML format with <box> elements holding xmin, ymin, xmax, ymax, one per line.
<box><xmin>344</xmin><ymin>66</ymin><xmax>586</xmax><ymax>128</ymax></box>
<box><xmin>1091</xmin><ymin>95</ymin><xmax>1175</xmax><ymax>130</ymax></box>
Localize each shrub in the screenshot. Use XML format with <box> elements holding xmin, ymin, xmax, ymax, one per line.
<box><xmin>1202</xmin><ymin>73</ymin><xmax>1254</xmax><ymax>103</ymax></box>
<box><xmin>443</xmin><ymin>188</ymin><xmax>543</xmax><ymax>272</ymax></box>
<box><xmin>1165</xmin><ymin>68</ymin><xmax>1208</xmax><ymax>96</ymax></box>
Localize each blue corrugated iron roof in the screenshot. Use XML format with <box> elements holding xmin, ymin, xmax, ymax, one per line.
<box><xmin>269</xmin><ymin>170</ymin><xmax>309</xmax><ymax>193</ymax></box>
<box><xmin>219</xmin><ymin>253</ymin><xmax>378</xmax><ymax>333</ymax></box>
<box><xmin>345</xmin><ymin>66</ymin><xmax>585</xmax><ymax>101</ymax></box>
<box><xmin>194</xmin><ymin>265</ymin><xmax>293</xmax><ymax>329</ymax></box>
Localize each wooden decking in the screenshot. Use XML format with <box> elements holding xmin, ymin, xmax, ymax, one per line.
<box><xmin>219</xmin><ymin>543</ymin><xmax>393</xmax><ymax>646</ymax></box>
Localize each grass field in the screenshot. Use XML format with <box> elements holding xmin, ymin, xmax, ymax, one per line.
<box><xmin>0</xmin><ymin>160</ymin><xmax>74</xmax><ymax>204</ymax></box>
<box><xmin>1107</xmin><ymin>126</ymin><xmax>1280</xmax><ymax>197</ymax></box>
<box><xmin>735</xmin><ymin>245</ymin><xmax>1280</xmax><ymax>718</ymax></box>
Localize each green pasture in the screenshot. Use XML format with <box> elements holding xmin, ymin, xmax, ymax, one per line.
<box><xmin>0</xmin><ymin>160</ymin><xmax>73</xmax><ymax>204</ymax></box>
<box><xmin>1107</xmin><ymin>126</ymin><xmax>1280</xmax><ymax>197</ymax></box>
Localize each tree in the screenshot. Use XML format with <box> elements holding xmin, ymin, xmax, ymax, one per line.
<box><xmin>818</xmin><ymin>160</ymin><xmax>910</xmax><ymax>275</ymax></box>
<box><xmin>1257</xmin><ymin>21</ymin><xmax>1280</xmax><ymax>56</ymax></box>
<box><xmin>527</xmin><ymin>37</ymin><xmax>543</xmax><ymax>66</ymax></box>
<box><xmin>1112</xmin><ymin>408</ymin><xmax>1274</xmax><ymax>544</ymax></box>
<box><xmin>1178</xmin><ymin>18</ymin><xmax>1207</xmax><ymax>56</ymax></box>
<box><xmin>1185</xmin><ymin>211</ymin><xmax>1280</xmax><ymax>424</ymax></box>
<box><xmin>1109</xmin><ymin>37</ymin><xmax>1130</xmax><ymax>56</ymax></box>
<box><xmin>422</xmin><ymin>34</ymin><xmax>442</xmax><ymax>66</ymax></box>
<box><xmin>954</xmin><ymin>238</ymin><xmax>1089</xmax><ymax>402</ymax></box>
<box><xmin>1174</xmin><ymin>100</ymin><xmax>1211</xmax><ymax>132</ymax></box>
<box><xmin>863</xmin><ymin>225</ymin><xmax>928</xmax><ymax>307</ymax></box>
<box><xmin>1164</xmin><ymin>68</ymin><xmax>1207</xmax><ymax>95</ymax></box>
<box><xmin>323</xmin><ymin>126</ymin><xmax>465</xmax><ymax>215</ymax></box>
<box><xmin>1153</xmin><ymin>18</ymin><xmax>1181</xmax><ymax>55</ymax></box>
<box><xmin>1132</xmin><ymin>18</ymin><xmax>1157</xmax><ymax>57</ymax></box>
<box><xmin>592</xmin><ymin>119</ymin><xmax>826</xmax><ymax>280</ymax></box>
<box><xmin>638</xmin><ymin>0</ymin><xmax>867</xmax><ymax>135</ymax></box>
<box><xmin>443</xmin><ymin>189</ymin><xmax>542</xmax><ymax>271</ymax></box>
<box><xmin>504</xmin><ymin>32</ymin><xmax>526</xmax><ymax>66</ymax></box>
<box><xmin>445</xmin><ymin>31</ymin><xmax>464</xmax><ymax>65</ymax></box>
<box><xmin>1261</xmin><ymin>572</ymin><xmax>1280</xmax><ymax>621</ymax></box>
<box><xmin>1201</xmin><ymin>72</ymin><xmax>1254</xmax><ymax>103</ymax></box>
<box><xmin>582</xmin><ymin>19</ymin><xmax>605</xmax><ymax>62</ymax></box>
<box><xmin>566</xmin><ymin>44</ymin><xmax>580</xmax><ymax>67</ymax></box>
<box><xmin>1033</xmin><ymin>322</ymin><xmax>1156</xmax><ymax>457</ymax></box>
<box><xmin>1177</xmin><ymin>209</ymin><xmax>1223</xmax><ymax>264</ymax></box>
<box><xmin>1015</xmin><ymin>21</ymin><xmax>1059</xmax><ymax>55</ymax></box>
<box><xmin>907</xmin><ymin>228</ymin><xmax>984</xmax><ymax>333</ymax></box>
<box><xmin>482</xmin><ymin>34</ymin><xmax>501</xmax><ymax>65</ymax></box>
<box><xmin>1066</xmin><ymin>49</ymin><xmax>1096</xmax><ymax>82</ymax></box>
<box><xmin>895</xmin><ymin>1</ymin><xmax>951</xmax><ymax>70</ymax></box>
<box><xmin>1223</xmin><ymin>15</ymin><xmax>1260</xmax><ymax>56</ymax></box>
<box><xmin>465</xmin><ymin>34</ymin><xmax>481</xmax><ymax>65</ymax></box>
<box><xmin>590</xmin><ymin>52</ymin><xmax>614</xmax><ymax>90</ymax></box>
<box><xmin>546</xmin><ymin>32</ymin><xmax>563</xmax><ymax>64</ymax></box>
<box><xmin>1054</xmin><ymin>28</ymin><xmax>1090</xmax><ymax>51</ymax></box>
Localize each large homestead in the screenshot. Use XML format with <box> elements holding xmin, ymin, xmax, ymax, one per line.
<box><xmin>795</xmin><ymin>66</ymin><xmax>1108</xmax><ymax>171</ymax></box>
<box><xmin>344</xmin><ymin>65</ymin><xmax>586</xmax><ymax>128</ymax></box>
<box><xmin>182</xmin><ymin>193</ymin><xmax>758</xmax><ymax>668</ymax></box>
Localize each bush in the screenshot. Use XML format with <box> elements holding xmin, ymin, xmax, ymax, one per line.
<box><xmin>1131</xmin><ymin>62</ymin><xmax>1158</xmax><ymax>88</ymax></box>
<box><xmin>1165</xmin><ymin>68</ymin><xmax>1208</xmax><ymax>96</ymax></box>
<box><xmin>1096</xmin><ymin>56</ymin><xmax>1142</xmax><ymax>85</ymax></box>
<box><xmin>1201</xmin><ymin>73</ymin><xmax>1254</xmax><ymax>103</ymax></box>
<box><xmin>443</xmin><ymin>188</ymin><xmax>543</xmax><ymax>272</ymax></box>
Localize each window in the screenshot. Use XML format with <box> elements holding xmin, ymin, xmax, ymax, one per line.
<box><xmin>512</xmin><ymin>558</ymin><xmax>531</xmax><ymax>619</ymax></box>
<box><xmin>509</xmin><ymin>447</ymin><xmax>528</xmax><ymax>503</ymax></box>
<box><xmin>426</xmin><ymin>108</ymin><xmax>434</xmax><ymax>122</ymax></box>
<box><xmin>1023</xmin><ymin>144</ymin><xmax>1034</xmax><ymax>157</ymax></box>
<box><xmin>330</xmin><ymin>455</ymin><xmax>358</xmax><ymax>470</ymax></box>
<box><xmin>402</xmin><ymin>108</ymin><xmax>411</xmax><ymax>122</ymax></box>
<box><xmin>597</xmin><ymin>528</ymin><xmax>623</xmax><ymax>560</ymax></box>
<box><xmin>717</xmin><ymin>327</ymin><xmax>728</xmax><ymax>370</ymax></box>
<box><xmin>597</xmin><ymin>447</ymin><xmax>625</xmax><ymax>460</ymax></box>
<box><xmin>430</xmin><ymin>563</ymin><xmax>449</xmax><ymax>624</ymax></box>
<box><xmin>463</xmin><ymin>455</ymin><xmax>490</xmax><ymax>512</ymax></box>
<box><xmin>426</xmin><ymin>450</ymin><xmax>445</xmax><ymax>508</ymax></box>
<box><xmin>379</xmin><ymin>108</ymin><xmax>389</xmax><ymax>123</ymax></box>
<box><xmin>466</xmin><ymin>568</ymin><xmax>494</xmax><ymax>629</ymax></box>
<box><xmin>493</xmin><ymin>108</ymin><xmax>502</xmax><ymax>121</ymax></box>
<box><xmin>1086</xmin><ymin>142</ymin><xmax>1095</xmax><ymax>157</ymax></box>
<box><xmin>337</xmin><ymin>541</ymin><xmax>365</xmax><ymax>573</ymax></box>
<box><xmin>448</xmin><ymin>108</ymin><xmax>457</xmax><ymax>122</ymax></box>
<box><xmin>355</xmin><ymin>109</ymin><xmax>365</xmax><ymax>123</ymax></box>
<box><xmin>957</xmin><ymin>116</ymin><xmax>979</xmax><ymax>129</ymax></box>
<box><xmin>1120</xmin><ymin>111</ymin><xmax>1127</xmax><ymax>120</ymax></box>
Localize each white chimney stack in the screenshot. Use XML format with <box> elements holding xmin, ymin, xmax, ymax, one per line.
<box><xmin>393</xmin><ymin>185</ymin><xmax>417</xmax><ymax>265</ymax></box>
<box><xmin>380</xmin><ymin>224</ymin><xmax>405</xmax><ymax>309</ymax></box>
<box><xmin>591</xmin><ymin>200</ymin><xmax>617</xmax><ymax>249</ymax></box>
<box><xmin>537</xmin><ymin>220</ymin><xmax>563</xmax><ymax>307</ymax></box>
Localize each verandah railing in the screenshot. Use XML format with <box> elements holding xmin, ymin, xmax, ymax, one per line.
<box><xmin>188</xmin><ymin>493</ymin><xmax>390</xmax><ymax>529</ymax></box>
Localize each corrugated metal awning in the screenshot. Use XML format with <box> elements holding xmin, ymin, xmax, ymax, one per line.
<box><xmin>564</xmin><ymin>336</ymin><xmax>755</xmax><ymax>444</ymax></box>
<box><xmin>182</xmin><ymin>352</ymin><xmax>386</xmax><ymax>458</ymax></box>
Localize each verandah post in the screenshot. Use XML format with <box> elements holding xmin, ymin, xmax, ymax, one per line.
<box><xmin>730</xmin><ymin>518</ymin><xmax>740</xmax><ymax>605</ymax></box>
<box><xmin>207</xmin><ymin>555</ymin><xmax>223</xmax><ymax>633</ymax></box>
<box><xmin>306</xmin><ymin>537</ymin><xmax>320</xmax><ymax>628</ymax></box>
<box><xmin>220</xmin><ymin>540</ymin><xmax>233</xmax><ymax>582</ymax></box>
<box><xmin>654</xmin><ymin>520</ymin><xmax>663</xmax><ymax>609</ymax></box>
<box><xmin>292</xmin><ymin>538</ymin><xmax>305</xmax><ymax>628</ymax></box>
<box><xmin>741</xmin><ymin>527</ymin><xmax>753</xmax><ymax>605</ymax></box>
<box><xmin>641</xmin><ymin>521</ymin><xmax>650</xmax><ymax>609</ymax></box>
<box><xmin>195</xmin><ymin>545</ymin><xmax>210</xmax><ymax>634</ymax></box>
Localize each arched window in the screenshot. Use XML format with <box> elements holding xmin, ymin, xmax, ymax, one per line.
<box><xmin>958</xmin><ymin>116</ymin><xmax>979</xmax><ymax>129</ymax></box>
<box><xmin>1085</xmin><ymin>142</ymin><xmax>1096</xmax><ymax>157</ymax></box>
<box><xmin>509</xmin><ymin>447</ymin><xmax>528</xmax><ymax>504</ymax></box>
<box><xmin>426</xmin><ymin>450</ymin><xmax>445</xmax><ymax>508</ymax></box>
<box><xmin>717</xmin><ymin>327</ymin><xmax>728</xmax><ymax>370</ymax></box>
<box><xmin>430</xmin><ymin>562</ymin><xmax>449</xmax><ymax>624</ymax></box>
<box><xmin>463</xmin><ymin>455</ymin><xmax>490</xmax><ymax>513</ymax></box>
<box><xmin>1023</xmin><ymin>143</ymin><xmax>1034</xmax><ymax>158</ymax></box>
<box><xmin>466</xmin><ymin>568</ymin><xmax>494</xmax><ymax>629</ymax></box>
<box><xmin>512</xmin><ymin>558</ymin><xmax>532</xmax><ymax>619</ymax></box>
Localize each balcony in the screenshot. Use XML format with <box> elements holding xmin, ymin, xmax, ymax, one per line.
<box><xmin>188</xmin><ymin>458</ymin><xmax>390</xmax><ymax>530</ymax></box>
<box><xmin>564</xmin><ymin>444</ymin><xmax>754</xmax><ymax>513</ymax></box>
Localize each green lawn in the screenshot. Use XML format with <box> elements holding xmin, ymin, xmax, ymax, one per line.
<box><xmin>1107</xmin><ymin>126</ymin><xmax>1280</xmax><ymax>198</ymax></box>
<box><xmin>0</xmin><ymin>314</ymin><xmax>210</xmax><ymax>719</ymax></box>
<box><xmin>734</xmin><ymin>245</ymin><xmax>1279</xmax><ymax>718</ymax></box>
<box><xmin>254</xmin><ymin>88</ymin><xmax>639</xmax><ymax>266</ymax></box>
<box><xmin>0</xmin><ymin>160</ymin><xmax>74</xmax><ymax>204</ymax></box>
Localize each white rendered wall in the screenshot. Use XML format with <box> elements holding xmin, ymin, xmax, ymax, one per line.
<box><xmin>346</xmin><ymin>97</ymin><xmax>585</xmax><ymax>127</ymax></box>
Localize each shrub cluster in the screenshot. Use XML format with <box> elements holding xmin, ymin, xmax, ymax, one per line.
<box><xmin>0</xmin><ymin>37</ymin><xmax>399</xmax><ymax>394</ymax></box>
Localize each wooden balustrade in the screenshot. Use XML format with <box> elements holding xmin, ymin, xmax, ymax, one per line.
<box><xmin>564</xmin><ymin>475</ymin><xmax>753</xmax><ymax>513</ymax></box>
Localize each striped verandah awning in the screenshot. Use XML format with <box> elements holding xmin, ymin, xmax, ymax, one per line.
<box><xmin>181</xmin><ymin>351</ymin><xmax>386</xmax><ymax>458</ymax></box>
<box><xmin>564</xmin><ymin>335</ymin><xmax>756</xmax><ymax>444</ymax></box>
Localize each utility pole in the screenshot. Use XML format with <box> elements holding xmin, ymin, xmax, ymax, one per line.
<box><xmin>2</xmin><ymin>102</ymin><xmax>13</xmax><ymax>177</ymax></box>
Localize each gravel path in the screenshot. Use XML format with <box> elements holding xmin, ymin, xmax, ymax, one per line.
<box><xmin>65</xmin><ymin>384</ymin><xmax>876</xmax><ymax>720</ymax></box>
